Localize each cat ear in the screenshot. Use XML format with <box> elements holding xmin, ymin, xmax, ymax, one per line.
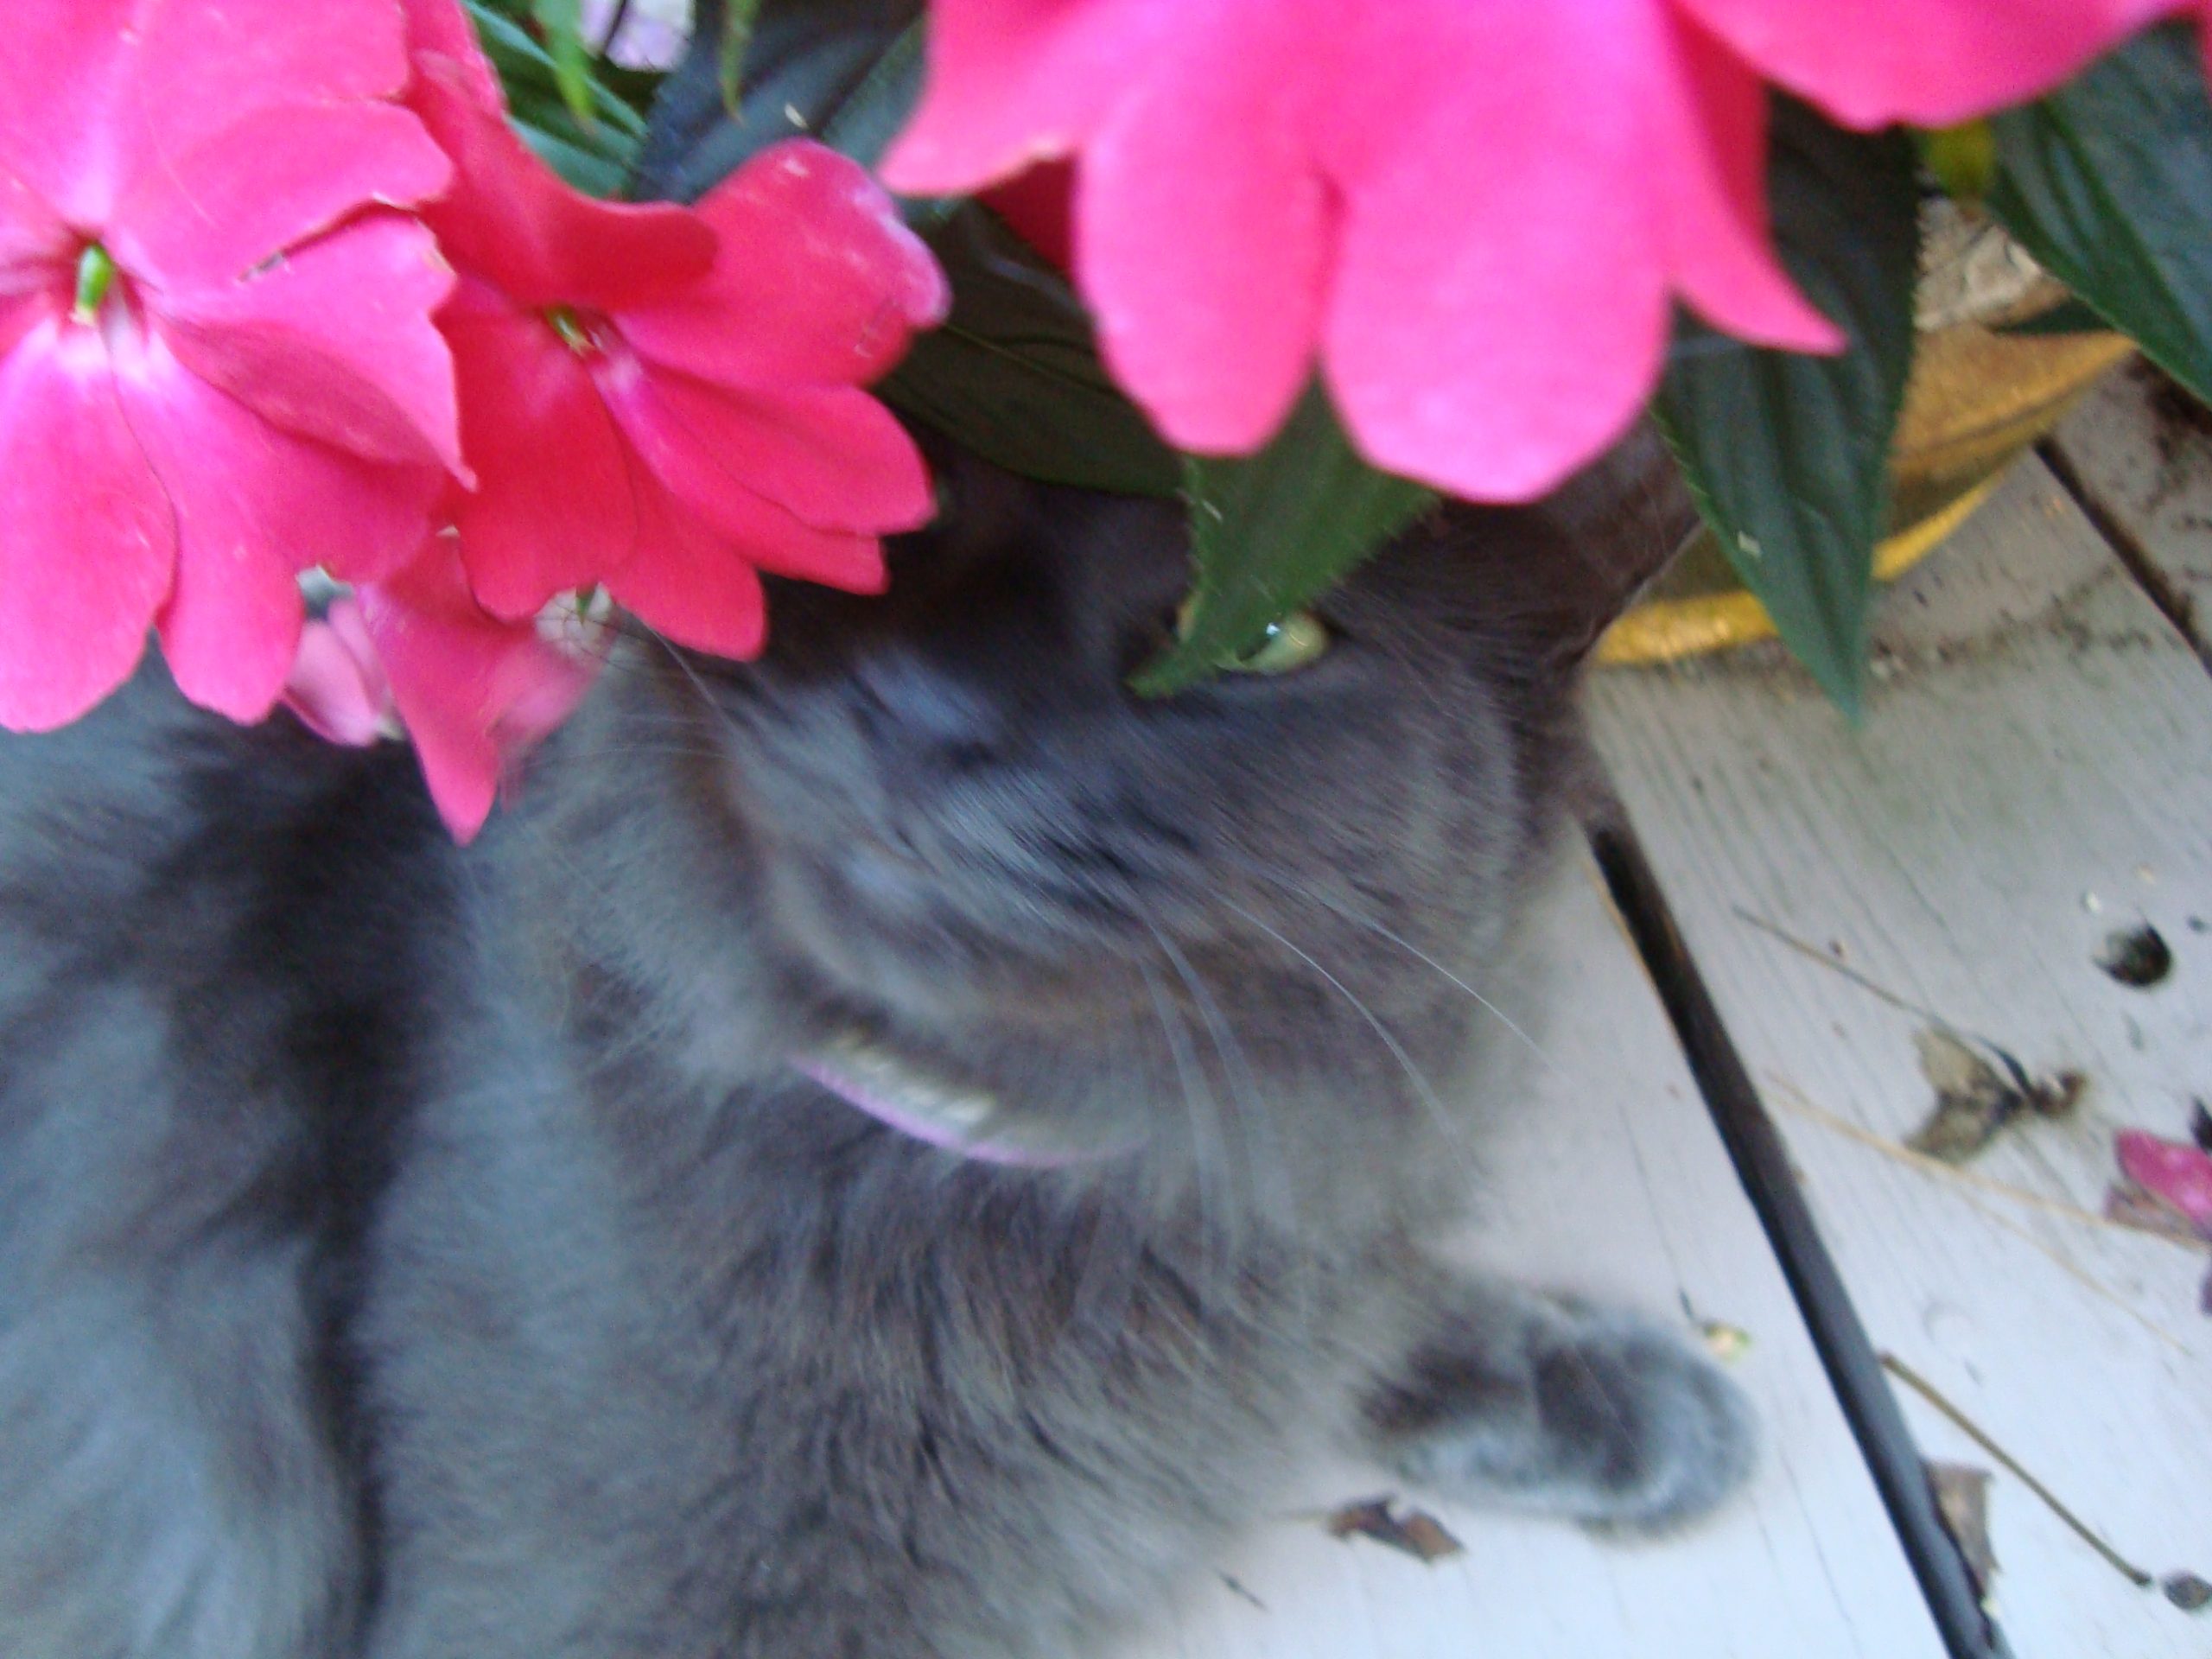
<box><xmin>1517</xmin><ymin>423</ymin><xmax>1702</xmax><ymax>665</ymax></box>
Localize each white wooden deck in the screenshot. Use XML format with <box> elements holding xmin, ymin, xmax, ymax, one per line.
<box><xmin>1127</xmin><ymin>363</ymin><xmax>2212</xmax><ymax>1659</ymax></box>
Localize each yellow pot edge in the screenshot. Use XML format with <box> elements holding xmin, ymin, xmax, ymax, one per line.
<box><xmin>1593</xmin><ymin>476</ymin><xmax>2000</xmax><ymax>668</ymax></box>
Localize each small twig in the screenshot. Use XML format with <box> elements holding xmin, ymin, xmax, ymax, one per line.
<box><xmin>1879</xmin><ymin>1353</ymin><xmax>2154</xmax><ymax>1590</ymax></box>
<box><xmin>1952</xmin><ymin>1185</ymin><xmax>2192</xmax><ymax>1354</ymax></box>
<box><xmin>1217</xmin><ymin>1573</ymin><xmax>1268</xmax><ymax>1612</ymax></box>
<box><xmin>1732</xmin><ymin>907</ymin><xmax>1971</xmax><ymax>1032</ymax></box>
<box><xmin>1767</xmin><ymin>1077</ymin><xmax>2212</xmax><ymax>1255</ymax></box>
<box><xmin>1731</xmin><ymin>910</ymin><xmax>2051</xmax><ymax>1076</ymax></box>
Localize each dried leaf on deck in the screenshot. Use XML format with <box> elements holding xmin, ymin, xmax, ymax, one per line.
<box><xmin>1927</xmin><ymin>1461</ymin><xmax>1999</xmax><ymax>1602</ymax></box>
<box><xmin>1324</xmin><ymin>1497</ymin><xmax>1465</xmax><ymax>1564</ymax></box>
<box><xmin>1905</xmin><ymin>1028</ymin><xmax>2084</xmax><ymax>1163</ymax></box>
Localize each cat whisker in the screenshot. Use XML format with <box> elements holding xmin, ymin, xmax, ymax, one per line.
<box><xmin>1135</xmin><ymin>953</ymin><xmax>1240</xmax><ymax>1312</ymax></box>
<box><xmin>1214</xmin><ymin>895</ymin><xmax>1484</xmax><ymax>1191</ymax></box>
<box><xmin>1137</xmin><ymin>913</ymin><xmax>1301</xmax><ymax>1249</ymax></box>
<box><xmin>1214</xmin><ymin>850</ymin><xmax>1554</xmax><ymax>1071</ymax></box>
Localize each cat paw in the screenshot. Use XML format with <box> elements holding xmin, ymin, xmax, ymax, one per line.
<box><xmin>1368</xmin><ymin>1293</ymin><xmax>1758</xmax><ymax>1539</ymax></box>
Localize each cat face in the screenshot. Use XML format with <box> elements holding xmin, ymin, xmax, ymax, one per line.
<box><xmin>590</xmin><ymin>436</ymin><xmax>1686</xmax><ymax>1171</ymax></box>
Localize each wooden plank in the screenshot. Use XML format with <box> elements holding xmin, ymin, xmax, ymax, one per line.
<box><xmin>1122</xmin><ymin>853</ymin><xmax>1945</xmax><ymax>1659</ymax></box>
<box><xmin>2048</xmin><ymin>357</ymin><xmax>2212</xmax><ymax>662</ymax></box>
<box><xmin>1588</xmin><ymin>456</ymin><xmax>2212</xmax><ymax>1659</ymax></box>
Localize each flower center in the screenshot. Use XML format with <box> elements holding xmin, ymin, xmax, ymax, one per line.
<box><xmin>546</xmin><ymin>305</ymin><xmax>597</xmax><ymax>355</ymax></box>
<box><xmin>73</xmin><ymin>241</ymin><xmax>118</xmax><ymax>322</ymax></box>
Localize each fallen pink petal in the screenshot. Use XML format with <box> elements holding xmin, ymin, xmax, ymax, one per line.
<box><xmin>2116</xmin><ymin>1128</ymin><xmax>2212</xmax><ymax>1236</ymax></box>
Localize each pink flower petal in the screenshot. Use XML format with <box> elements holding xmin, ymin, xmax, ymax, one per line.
<box><xmin>0</xmin><ymin>168</ymin><xmax>73</xmax><ymax>300</ymax></box>
<box><xmin>122</xmin><ymin>0</ymin><xmax>416</xmax><ymax>165</ymax></box>
<box><xmin>156</xmin><ymin>212</ymin><xmax>462</xmax><ymax>474</ymax></box>
<box><xmin>0</xmin><ymin>291</ymin><xmax>57</xmax><ymax>365</ymax></box>
<box><xmin>156</xmin><ymin>542</ymin><xmax>306</xmax><ymax>726</ymax></box>
<box><xmin>1655</xmin><ymin>13</ymin><xmax>1843</xmax><ymax>352</ymax></box>
<box><xmin>1675</xmin><ymin>0</ymin><xmax>2165</xmax><ymax>129</ymax></box>
<box><xmin>400</xmin><ymin>0</ymin><xmax>510</xmax><ymax>112</ymax></box>
<box><xmin>605</xmin><ymin>483</ymin><xmax>771</xmax><ymax>659</ymax></box>
<box><xmin>619</xmin><ymin>142</ymin><xmax>947</xmax><ymax>391</ymax></box>
<box><xmin>602</xmin><ymin>365</ymin><xmax>890</xmax><ymax>595</ymax></box>
<box><xmin>356</xmin><ymin>543</ymin><xmax>594</xmax><ymax>841</ymax></box>
<box><xmin>110</xmin><ymin>102</ymin><xmax>451</xmax><ymax>289</ymax></box>
<box><xmin>880</xmin><ymin>0</ymin><xmax>1173</xmax><ymax>194</ymax></box>
<box><xmin>1320</xmin><ymin>4</ymin><xmax>1673</xmax><ymax>499</ymax></box>
<box><xmin>0</xmin><ymin>316</ymin><xmax>175</xmax><ymax>731</ymax></box>
<box><xmin>283</xmin><ymin>613</ymin><xmax>392</xmax><ymax>748</ymax></box>
<box><xmin>443</xmin><ymin>292</ymin><xmax>638</xmax><ymax>619</ymax></box>
<box><xmin>981</xmin><ymin>160</ymin><xmax>1077</xmax><ymax>271</ymax></box>
<box><xmin>602</xmin><ymin>359</ymin><xmax>932</xmax><ymax>537</ymax></box>
<box><xmin>0</xmin><ymin>0</ymin><xmax>137</xmax><ymax>224</ymax></box>
<box><xmin>410</xmin><ymin>61</ymin><xmax>716</xmax><ymax>311</ymax></box>
<box><xmin>881</xmin><ymin>0</ymin><xmax>1847</xmax><ymax>494</ymax></box>
<box><xmin>2117</xmin><ymin>1129</ymin><xmax>2212</xmax><ymax>1234</ymax></box>
<box><xmin>1079</xmin><ymin>7</ymin><xmax>1328</xmax><ymax>453</ymax></box>
<box><xmin>111</xmin><ymin>330</ymin><xmax>445</xmax><ymax>721</ymax></box>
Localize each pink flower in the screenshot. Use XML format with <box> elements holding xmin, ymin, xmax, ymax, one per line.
<box><xmin>2117</xmin><ymin>1128</ymin><xmax>2212</xmax><ymax>1236</ymax></box>
<box><xmin>283</xmin><ymin>542</ymin><xmax>594</xmax><ymax>842</ymax></box>
<box><xmin>0</xmin><ymin>0</ymin><xmax>462</xmax><ymax>732</ymax></box>
<box><xmin>1674</xmin><ymin>0</ymin><xmax>2189</xmax><ymax>130</ymax></box>
<box><xmin>404</xmin><ymin>26</ymin><xmax>949</xmax><ymax>658</ymax></box>
<box><xmin>881</xmin><ymin>0</ymin><xmax>1840</xmax><ymax>503</ymax></box>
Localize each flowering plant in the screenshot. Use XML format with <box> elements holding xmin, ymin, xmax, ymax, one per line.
<box><xmin>6</xmin><ymin>0</ymin><xmax>2212</xmax><ymax>835</ymax></box>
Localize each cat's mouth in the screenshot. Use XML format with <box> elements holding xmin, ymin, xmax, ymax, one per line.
<box><xmin>789</xmin><ymin>1031</ymin><xmax>1139</xmax><ymax>1169</ymax></box>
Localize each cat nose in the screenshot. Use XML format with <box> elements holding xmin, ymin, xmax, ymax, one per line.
<box><xmin>848</xmin><ymin>645</ymin><xmax>1003</xmax><ymax>752</ymax></box>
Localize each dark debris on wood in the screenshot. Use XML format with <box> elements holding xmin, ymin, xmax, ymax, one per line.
<box><xmin>1323</xmin><ymin>1497</ymin><xmax>1465</xmax><ymax>1564</ymax></box>
<box><xmin>1927</xmin><ymin>1462</ymin><xmax>1999</xmax><ymax>1605</ymax></box>
<box><xmin>2096</xmin><ymin>924</ymin><xmax>2175</xmax><ymax>988</ymax></box>
<box><xmin>2164</xmin><ymin>1571</ymin><xmax>2211</xmax><ymax>1612</ymax></box>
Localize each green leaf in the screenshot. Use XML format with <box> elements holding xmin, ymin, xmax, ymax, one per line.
<box><xmin>816</xmin><ymin>22</ymin><xmax>928</xmax><ymax>179</ymax></box>
<box><xmin>467</xmin><ymin>3</ymin><xmax>652</xmax><ymax>192</ymax></box>
<box><xmin>531</xmin><ymin>0</ymin><xmax>594</xmax><ymax>126</ymax></box>
<box><xmin>1920</xmin><ymin>120</ymin><xmax>1999</xmax><ymax>204</ymax></box>
<box><xmin>1986</xmin><ymin>24</ymin><xmax>2212</xmax><ymax>407</ymax></box>
<box><xmin>879</xmin><ymin>208</ymin><xmax>1183</xmax><ymax>496</ymax></box>
<box><xmin>718</xmin><ymin>0</ymin><xmax>765</xmax><ymax>111</ymax></box>
<box><xmin>513</xmin><ymin>123</ymin><xmax>635</xmax><ymax>194</ymax></box>
<box><xmin>1993</xmin><ymin>294</ymin><xmax>2115</xmax><ymax>337</ymax></box>
<box><xmin>1656</xmin><ymin>100</ymin><xmax>1921</xmax><ymax>716</ymax></box>
<box><xmin>633</xmin><ymin>0</ymin><xmax>921</xmax><ymax>202</ymax></box>
<box><xmin>1131</xmin><ymin>385</ymin><xmax>1436</xmax><ymax>697</ymax></box>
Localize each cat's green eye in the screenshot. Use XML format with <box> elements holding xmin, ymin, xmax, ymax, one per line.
<box><xmin>1172</xmin><ymin>599</ymin><xmax>1333</xmax><ymax>677</ymax></box>
<box><xmin>1229</xmin><ymin>611</ymin><xmax>1332</xmax><ymax>675</ymax></box>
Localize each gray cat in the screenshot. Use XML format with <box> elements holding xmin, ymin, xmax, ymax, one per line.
<box><xmin>0</xmin><ymin>434</ymin><xmax>1750</xmax><ymax>1659</ymax></box>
